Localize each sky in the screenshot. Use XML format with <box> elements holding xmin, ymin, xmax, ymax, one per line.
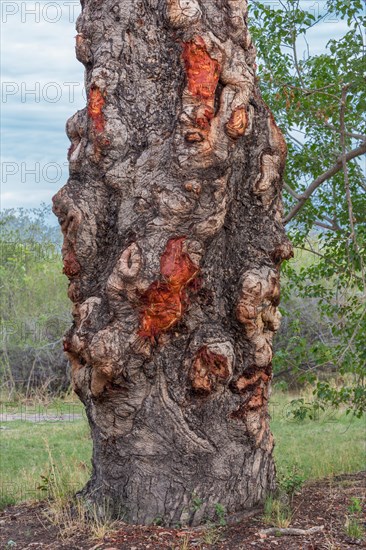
<box><xmin>0</xmin><ymin>0</ymin><xmax>352</xmax><ymax>215</ymax></box>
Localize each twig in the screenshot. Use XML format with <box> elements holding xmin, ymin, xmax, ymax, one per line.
<box><xmin>283</xmin><ymin>182</ymin><xmax>301</xmax><ymax>199</ymax></box>
<box><xmin>322</xmin><ymin>121</ymin><xmax>366</xmax><ymax>142</ymax></box>
<box><xmin>340</xmin><ymin>86</ymin><xmax>355</xmax><ymax>240</ymax></box>
<box><xmin>313</xmin><ymin>220</ymin><xmax>338</xmax><ymax>231</ymax></box>
<box><xmin>260</xmin><ymin>525</ymin><xmax>324</xmax><ymax>536</ymax></box>
<box><xmin>292</xmin><ymin>28</ymin><xmax>304</xmax><ymax>89</ymax></box>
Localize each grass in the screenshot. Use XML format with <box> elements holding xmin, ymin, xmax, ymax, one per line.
<box><xmin>34</xmin><ymin>445</ymin><xmax>118</xmax><ymax>541</ymax></box>
<box><xmin>345</xmin><ymin>516</ymin><xmax>365</xmax><ymax>540</ymax></box>
<box><xmin>0</xmin><ymin>406</ymin><xmax>91</xmax><ymax>509</ymax></box>
<box><xmin>270</xmin><ymin>389</ymin><xmax>366</xmax><ymax>481</ymax></box>
<box><xmin>0</xmin><ymin>389</ymin><xmax>365</xmax><ymax>511</ymax></box>
<box><xmin>263</xmin><ymin>495</ymin><xmax>291</xmax><ymax>528</ymax></box>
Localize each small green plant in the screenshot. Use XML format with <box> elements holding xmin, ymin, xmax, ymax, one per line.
<box><xmin>152</xmin><ymin>515</ymin><xmax>164</xmax><ymax>526</ymax></box>
<box><xmin>191</xmin><ymin>492</ymin><xmax>203</xmax><ymax>512</ymax></box>
<box><xmin>345</xmin><ymin>496</ymin><xmax>364</xmax><ymax>540</ymax></box>
<box><xmin>348</xmin><ymin>497</ymin><xmax>363</xmax><ymax>515</ymax></box>
<box><xmin>279</xmin><ymin>463</ymin><xmax>305</xmax><ymax>501</ymax></box>
<box><xmin>214</xmin><ymin>503</ymin><xmax>226</xmax><ymax>526</ymax></box>
<box><xmin>199</xmin><ymin>503</ymin><xmax>226</xmax><ymax>545</ymax></box>
<box><xmin>345</xmin><ymin>516</ymin><xmax>364</xmax><ymax>540</ymax></box>
<box><xmin>37</xmin><ymin>470</ymin><xmax>56</xmax><ymax>493</ymax></box>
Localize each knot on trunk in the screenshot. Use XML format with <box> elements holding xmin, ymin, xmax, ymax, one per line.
<box><xmin>107</xmin><ymin>243</ymin><xmax>142</xmax><ymax>295</ymax></box>
<box><xmin>75</xmin><ymin>33</ymin><xmax>92</xmax><ymax>65</ymax></box>
<box><xmin>167</xmin><ymin>0</ymin><xmax>202</xmax><ymax>28</ymax></box>
<box><xmin>231</xmin><ymin>368</ymin><xmax>272</xmax><ymax>448</ymax></box>
<box><xmin>254</xmin><ymin>153</ymin><xmax>281</xmax><ymax>202</ymax></box>
<box><xmin>271</xmin><ymin>240</ymin><xmax>294</xmax><ymax>266</ymax></box>
<box><xmin>236</xmin><ymin>267</ymin><xmax>281</xmax><ymax>368</ymax></box>
<box><xmin>190</xmin><ymin>342</ymin><xmax>234</xmax><ymax>392</ymax></box>
<box><xmin>225</xmin><ymin>106</ymin><xmax>248</xmax><ymax>138</ymax></box>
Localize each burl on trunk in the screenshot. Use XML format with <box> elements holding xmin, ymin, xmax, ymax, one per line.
<box><xmin>53</xmin><ymin>0</ymin><xmax>293</xmax><ymax>525</ymax></box>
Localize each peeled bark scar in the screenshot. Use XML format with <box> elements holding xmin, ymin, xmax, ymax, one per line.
<box><xmin>138</xmin><ymin>237</ymin><xmax>198</xmax><ymax>339</ymax></box>
<box><xmin>88</xmin><ymin>87</ymin><xmax>105</xmax><ymax>133</ymax></box>
<box><xmin>231</xmin><ymin>372</ymin><xmax>270</xmax><ymax>419</ymax></box>
<box><xmin>195</xmin><ymin>105</ymin><xmax>214</xmax><ymax>129</ymax></box>
<box><xmin>191</xmin><ymin>346</ymin><xmax>230</xmax><ymax>392</ymax></box>
<box><xmin>75</xmin><ymin>33</ymin><xmax>92</xmax><ymax>65</ymax></box>
<box><xmin>185</xmin><ymin>131</ymin><xmax>205</xmax><ymax>143</ymax></box>
<box><xmin>62</xmin><ymin>249</ymin><xmax>81</xmax><ymax>277</ymax></box>
<box><xmin>182</xmin><ymin>37</ymin><xmax>220</xmax><ymax>101</ymax></box>
<box><xmin>236</xmin><ymin>370</ymin><xmax>269</xmax><ymax>393</ymax></box>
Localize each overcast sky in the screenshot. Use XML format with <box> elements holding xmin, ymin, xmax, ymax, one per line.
<box><xmin>0</xmin><ymin>0</ymin><xmax>350</xmax><ymax>214</ymax></box>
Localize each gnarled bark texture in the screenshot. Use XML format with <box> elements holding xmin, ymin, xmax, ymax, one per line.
<box><xmin>53</xmin><ymin>0</ymin><xmax>293</xmax><ymax>526</ymax></box>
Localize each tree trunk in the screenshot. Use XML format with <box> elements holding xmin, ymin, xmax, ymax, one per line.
<box><xmin>53</xmin><ymin>0</ymin><xmax>293</xmax><ymax>526</ymax></box>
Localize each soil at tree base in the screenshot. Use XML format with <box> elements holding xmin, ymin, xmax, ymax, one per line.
<box><xmin>0</xmin><ymin>472</ymin><xmax>365</xmax><ymax>549</ymax></box>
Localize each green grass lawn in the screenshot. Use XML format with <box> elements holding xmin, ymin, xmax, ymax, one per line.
<box><xmin>0</xmin><ymin>391</ymin><xmax>365</xmax><ymax>510</ymax></box>
<box><xmin>0</xmin><ymin>411</ymin><xmax>91</xmax><ymax>509</ymax></box>
<box><xmin>270</xmin><ymin>391</ymin><xmax>366</xmax><ymax>480</ymax></box>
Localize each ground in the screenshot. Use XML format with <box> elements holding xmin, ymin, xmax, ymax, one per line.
<box><xmin>1</xmin><ymin>472</ymin><xmax>365</xmax><ymax>549</ymax></box>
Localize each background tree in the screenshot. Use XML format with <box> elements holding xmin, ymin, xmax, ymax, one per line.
<box><xmin>0</xmin><ymin>207</ymin><xmax>70</xmax><ymax>396</ymax></box>
<box><xmin>249</xmin><ymin>0</ymin><xmax>366</xmax><ymax>414</ymax></box>
<box><xmin>52</xmin><ymin>0</ymin><xmax>292</xmax><ymax>525</ymax></box>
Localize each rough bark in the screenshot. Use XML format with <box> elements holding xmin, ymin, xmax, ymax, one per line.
<box><xmin>53</xmin><ymin>0</ymin><xmax>293</xmax><ymax>526</ymax></box>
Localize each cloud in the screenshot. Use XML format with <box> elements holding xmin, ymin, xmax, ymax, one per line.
<box><xmin>0</xmin><ymin>0</ymin><xmax>354</xmax><ymax>214</ymax></box>
<box><xmin>1</xmin><ymin>1</ymin><xmax>84</xmax><ymax>213</ymax></box>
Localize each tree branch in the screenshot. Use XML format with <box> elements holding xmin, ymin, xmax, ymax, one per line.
<box><xmin>323</xmin><ymin>215</ymin><xmax>341</xmax><ymax>231</ymax></box>
<box><xmin>313</xmin><ymin>220</ymin><xmax>337</xmax><ymax>231</ymax></box>
<box><xmin>260</xmin><ymin>526</ymin><xmax>324</xmax><ymax>537</ymax></box>
<box><xmin>283</xmin><ymin>182</ymin><xmax>302</xmax><ymax>199</ymax></box>
<box><xmin>284</xmin><ymin>142</ymin><xmax>366</xmax><ymax>224</ymax></box>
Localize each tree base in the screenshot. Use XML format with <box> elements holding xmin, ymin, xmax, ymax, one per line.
<box><xmin>77</xmin><ymin>377</ymin><xmax>276</xmax><ymax>526</ymax></box>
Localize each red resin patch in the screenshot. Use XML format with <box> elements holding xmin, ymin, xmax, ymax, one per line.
<box><xmin>88</xmin><ymin>87</ymin><xmax>105</xmax><ymax>133</ymax></box>
<box><xmin>182</xmin><ymin>37</ymin><xmax>220</xmax><ymax>101</ymax></box>
<box><xmin>138</xmin><ymin>238</ymin><xmax>199</xmax><ymax>340</ymax></box>
<box><xmin>160</xmin><ymin>237</ymin><xmax>198</xmax><ymax>288</ymax></box>
<box><xmin>138</xmin><ymin>282</ymin><xmax>183</xmax><ymax>338</ymax></box>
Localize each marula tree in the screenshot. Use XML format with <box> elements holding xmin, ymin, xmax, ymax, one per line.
<box><xmin>53</xmin><ymin>0</ymin><xmax>292</xmax><ymax>525</ymax></box>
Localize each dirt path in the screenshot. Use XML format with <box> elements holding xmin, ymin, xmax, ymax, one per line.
<box><xmin>1</xmin><ymin>472</ymin><xmax>365</xmax><ymax>549</ymax></box>
<box><xmin>0</xmin><ymin>413</ymin><xmax>83</xmax><ymax>422</ymax></box>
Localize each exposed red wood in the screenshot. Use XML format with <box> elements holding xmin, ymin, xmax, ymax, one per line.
<box><xmin>182</xmin><ymin>37</ymin><xmax>220</xmax><ymax>102</ymax></box>
<box><xmin>138</xmin><ymin>238</ymin><xmax>198</xmax><ymax>339</ymax></box>
<box><xmin>88</xmin><ymin>87</ymin><xmax>105</xmax><ymax>133</ymax></box>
